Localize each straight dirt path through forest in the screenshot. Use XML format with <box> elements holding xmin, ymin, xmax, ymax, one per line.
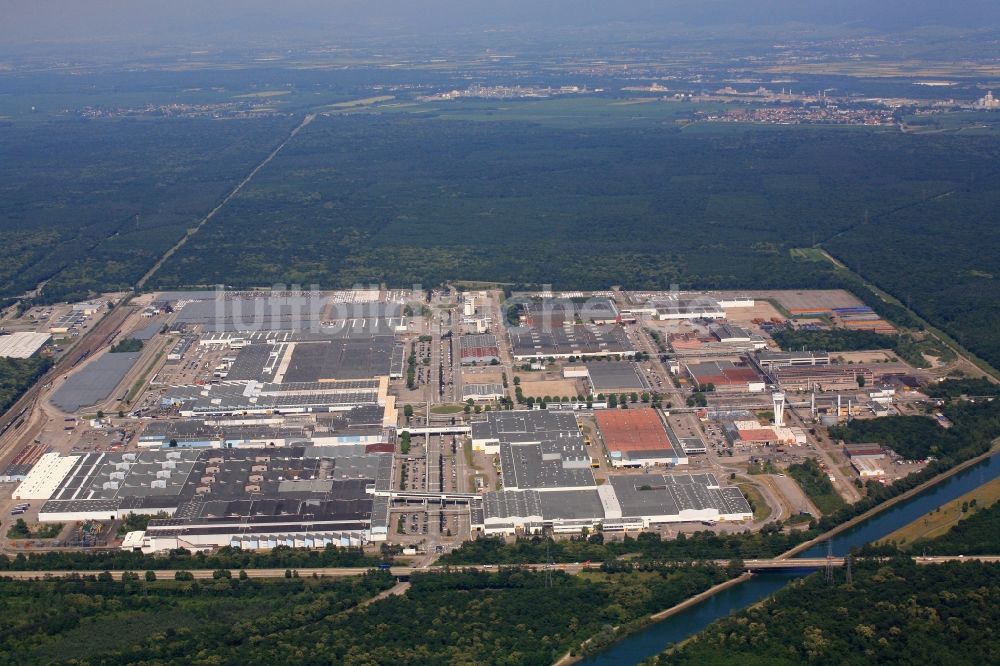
<box><xmin>136</xmin><ymin>113</ymin><xmax>316</xmax><ymax>290</ymax></box>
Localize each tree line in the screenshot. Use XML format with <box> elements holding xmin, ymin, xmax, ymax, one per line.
<box><xmin>652</xmin><ymin>559</ymin><xmax>1000</xmax><ymax>665</ymax></box>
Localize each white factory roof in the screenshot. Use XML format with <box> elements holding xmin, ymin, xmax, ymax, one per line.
<box><xmin>121</xmin><ymin>530</ymin><xmax>147</xmax><ymax>550</ymax></box>
<box><xmin>0</xmin><ymin>332</ymin><xmax>51</xmax><ymax>358</ymax></box>
<box><xmin>13</xmin><ymin>452</ymin><xmax>80</xmax><ymax>500</ymax></box>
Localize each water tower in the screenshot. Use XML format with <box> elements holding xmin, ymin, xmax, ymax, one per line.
<box><xmin>772</xmin><ymin>392</ymin><xmax>786</xmax><ymax>427</ymax></box>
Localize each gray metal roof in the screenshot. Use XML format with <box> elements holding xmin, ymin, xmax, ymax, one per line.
<box><xmin>41</xmin><ymin>447</ymin><xmax>391</xmax><ymax>529</ymax></box>
<box><xmin>586</xmin><ymin>361</ymin><xmax>650</xmax><ymax>392</ymax></box>
<box><xmin>757</xmin><ymin>350</ymin><xmax>831</xmax><ymax>363</ymax></box>
<box><xmin>49</xmin><ymin>450</ymin><xmax>201</xmax><ymax>502</ymax></box>
<box><xmin>523</xmin><ymin>297</ymin><xmax>619</xmax><ymax>324</ymax></box>
<box><xmin>483</xmin><ymin>490</ymin><xmax>542</xmax><ymax>520</ymax></box>
<box><xmin>509</xmin><ymin>324</ymin><xmax>634</xmax><ymax>359</ymax></box>
<box><xmin>132</xmin><ymin>321</ymin><xmax>163</xmax><ymax>341</ymax></box>
<box><xmin>165</xmin><ymin>380</ymin><xmax>379</xmax><ymax>415</ymax></box>
<box><xmin>173</xmin><ymin>296</ymin><xmax>403</xmax><ymax>335</ymax></box>
<box><xmin>499</xmin><ymin>440</ymin><xmax>594</xmax><ymax>490</ymax></box>
<box><xmin>51</xmin><ymin>351</ymin><xmax>143</xmax><ymax>412</ymax></box>
<box><xmin>538</xmin><ymin>489</ymin><xmax>606</xmax><ymax>520</ymax></box>
<box><xmin>463</xmin><ymin>383</ymin><xmax>504</xmax><ymax>398</ymax></box>
<box><xmin>281</xmin><ymin>337</ymin><xmax>395</xmax><ymax>382</ymax></box>
<box><xmin>459</xmin><ymin>334</ymin><xmax>499</xmax><ymax>350</ymax></box>
<box><xmin>608</xmin><ymin>473</ymin><xmax>751</xmax><ymax>518</ymax></box>
<box><xmin>471</xmin><ymin>410</ymin><xmax>582</xmax><ymax>443</ymax></box>
<box><xmin>480</xmin><ymin>488</ymin><xmax>607</xmax><ymax>522</ymax></box>
<box><xmin>226</xmin><ymin>343</ymin><xmax>287</xmax><ymax>382</ymax></box>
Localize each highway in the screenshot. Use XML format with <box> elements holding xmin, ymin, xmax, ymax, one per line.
<box><xmin>3</xmin><ymin>555</ymin><xmax>997</xmax><ymax>580</ymax></box>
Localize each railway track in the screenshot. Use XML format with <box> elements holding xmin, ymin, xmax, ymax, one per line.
<box><xmin>0</xmin><ymin>303</ymin><xmax>135</xmax><ymax>468</ymax></box>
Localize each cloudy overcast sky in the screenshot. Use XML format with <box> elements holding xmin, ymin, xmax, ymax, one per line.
<box><xmin>3</xmin><ymin>1</ymin><xmax>998</xmax><ymax>46</ymax></box>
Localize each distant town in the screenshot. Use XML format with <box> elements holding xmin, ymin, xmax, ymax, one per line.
<box><xmin>64</xmin><ymin>81</ymin><xmax>1000</xmax><ymax>127</ymax></box>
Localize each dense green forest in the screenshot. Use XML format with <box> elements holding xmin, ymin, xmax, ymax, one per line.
<box><xmin>911</xmin><ymin>500</ymin><xmax>1000</xmax><ymax>555</ymax></box>
<box><xmin>239</xmin><ymin>566</ymin><xmax>729</xmax><ymax>665</ymax></box>
<box><xmin>151</xmin><ymin>115</ymin><xmax>974</xmax><ymax>294</ymax></box>
<box><xmin>773</xmin><ymin>328</ymin><xmax>894</xmax><ymax>352</ymax></box>
<box><xmin>440</xmin><ymin>526</ymin><xmax>816</xmax><ymax>565</ymax></box>
<box><xmin>829</xmin><ymin>415</ymin><xmax>953</xmax><ymax>460</ymax></box>
<box><xmin>0</xmin><ymin>117</ymin><xmax>295</xmax><ymax>303</ymax></box>
<box><xmin>787</xmin><ymin>458</ymin><xmax>847</xmax><ymax>515</ymax></box>
<box><xmin>825</xmin><ymin>163</ymin><xmax>1000</xmax><ymax>372</ymax></box>
<box><xmin>1</xmin><ymin>565</ymin><xmax>731</xmax><ymax>665</ymax></box>
<box><xmin>0</xmin><ymin>356</ymin><xmax>51</xmax><ymax>415</ymax></box>
<box><xmin>4</xmin><ymin>108</ymin><xmax>999</xmax><ymax>372</ymax></box>
<box><xmin>142</xmin><ymin>112</ymin><xmax>1000</xmax><ymax>370</ymax></box>
<box><xmin>924</xmin><ymin>377</ymin><xmax>1000</xmax><ymax>399</ymax></box>
<box><xmin>651</xmin><ymin>559</ymin><xmax>1000</xmax><ymax>665</ymax></box>
<box><xmin>0</xmin><ymin>544</ymin><xmax>377</xmax><ymax>572</ymax></box>
<box><xmin>0</xmin><ymin>572</ymin><xmax>393</xmax><ymax>664</ymax></box>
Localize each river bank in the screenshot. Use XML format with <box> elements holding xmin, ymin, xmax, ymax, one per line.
<box><xmin>553</xmin><ymin>572</ymin><xmax>754</xmax><ymax>666</ymax></box>
<box><xmin>782</xmin><ymin>442</ymin><xmax>1000</xmax><ymax>558</ymax></box>
<box><xmin>878</xmin><ymin>474</ymin><xmax>1000</xmax><ymax>546</ymax></box>
<box><xmin>568</xmin><ymin>450</ymin><xmax>1000</xmax><ymax>666</ymax></box>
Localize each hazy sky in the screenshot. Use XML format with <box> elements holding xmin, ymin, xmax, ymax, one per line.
<box><xmin>3</xmin><ymin>1</ymin><xmax>999</xmax><ymax>47</ymax></box>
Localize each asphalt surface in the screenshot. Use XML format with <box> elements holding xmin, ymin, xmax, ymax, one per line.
<box><xmin>2</xmin><ymin>556</ymin><xmax>997</xmax><ymax>581</ymax></box>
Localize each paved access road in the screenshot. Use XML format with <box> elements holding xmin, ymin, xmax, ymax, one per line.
<box><xmin>3</xmin><ymin>556</ymin><xmax>997</xmax><ymax>580</ymax></box>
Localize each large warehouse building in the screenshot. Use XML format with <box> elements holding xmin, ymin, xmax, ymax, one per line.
<box><xmin>508</xmin><ymin>324</ymin><xmax>635</xmax><ymax>361</ymax></box>
<box><xmin>595</xmin><ymin>408</ymin><xmax>688</xmax><ymax>467</ymax></box>
<box><xmin>471</xmin><ymin>411</ymin><xmax>582</xmax><ymax>456</ymax></box>
<box><xmin>521</xmin><ymin>297</ymin><xmax>621</xmax><ymax>327</ymax></box>
<box><xmin>685</xmin><ymin>360</ymin><xmax>766</xmax><ymax>393</ymax></box>
<box><xmin>459</xmin><ymin>334</ymin><xmax>501</xmax><ymax>365</ymax></box>
<box><xmin>772</xmin><ymin>366</ymin><xmax>873</xmax><ymax>392</ymax></box>
<box><xmin>471</xmin><ymin>411</ymin><xmax>595</xmax><ymax>491</ymax></box>
<box><xmin>217</xmin><ymin>335</ymin><xmax>400</xmax><ymax>383</ymax></box>
<box><xmin>163</xmin><ymin>318</ymin><xmax>402</xmax><ymax>418</ymax></box>
<box><xmin>586</xmin><ymin>361</ymin><xmax>650</xmax><ymax>395</ymax></box>
<box><xmin>757</xmin><ymin>350</ymin><xmax>831</xmax><ymax>370</ymax></box>
<box><xmin>654</xmin><ymin>296</ymin><xmax>726</xmax><ymax>320</ymax></box>
<box><xmin>0</xmin><ymin>332</ymin><xmax>51</xmax><ymax>359</ymax></box>
<box><xmin>165</xmin><ymin>293</ymin><xmax>405</xmax><ymax>335</ymax></box>
<box><xmin>467</xmin><ymin>410</ymin><xmax>747</xmax><ymax>535</ymax></box>
<box><xmin>163</xmin><ymin>378</ymin><xmax>391</xmax><ymax>417</ymax></box>
<box><xmin>15</xmin><ymin>447</ymin><xmax>393</xmax><ymax>551</ymax></box>
<box><xmin>137</xmin><ymin>405</ymin><xmax>389</xmax><ymax>449</ymax></box>
<box><xmin>471</xmin><ymin>472</ymin><xmax>751</xmax><ymax>535</ymax></box>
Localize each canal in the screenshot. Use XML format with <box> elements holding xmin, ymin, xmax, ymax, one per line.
<box><xmin>581</xmin><ymin>453</ymin><xmax>1000</xmax><ymax>665</ymax></box>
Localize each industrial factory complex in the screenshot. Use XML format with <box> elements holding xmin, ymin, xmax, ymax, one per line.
<box><xmin>467</xmin><ymin>410</ymin><xmax>749</xmax><ymax>535</ymax></box>
<box><xmin>471</xmin><ymin>472</ymin><xmax>751</xmax><ymax>536</ymax></box>
<box><xmin>0</xmin><ymin>286</ymin><xmax>949</xmax><ymax>557</ymax></box>
<box><xmin>15</xmin><ymin>447</ymin><xmax>392</xmax><ymax>552</ymax></box>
